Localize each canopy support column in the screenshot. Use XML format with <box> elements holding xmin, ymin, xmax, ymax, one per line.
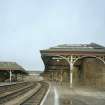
<box><xmin>70</xmin><ymin>55</ymin><xmax>73</xmax><ymax>88</ymax></box>
<box><xmin>9</xmin><ymin>70</ymin><xmax>12</xmax><ymax>83</ymax></box>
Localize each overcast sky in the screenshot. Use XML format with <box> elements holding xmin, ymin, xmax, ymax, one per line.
<box><xmin>0</xmin><ymin>0</ymin><xmax>105</xmax><ymax>70</ymax></box>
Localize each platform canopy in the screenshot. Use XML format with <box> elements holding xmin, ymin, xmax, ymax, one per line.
<box><xmin>0</xmin><ymin>62</ymin><xmax>28</xmax><ymax>74</ymax></box>
<box><xmin>41</xmin><ymin>43</ymin><xmax>105</xmax><ymax>53</ymax></box>
<box><xmin>40</xmin><ymin>43</ymin><xmax>105</xmax><ymax>86</ymax></box>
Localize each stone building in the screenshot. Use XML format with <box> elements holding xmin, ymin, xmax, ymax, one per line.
<box><xmin>40</xmin><ymin>43</ymin><xmax>105</xmax><ymax>88</ymax></box>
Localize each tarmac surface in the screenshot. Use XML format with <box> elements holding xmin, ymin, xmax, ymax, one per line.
<box><xmin>43</xmin><ymin>82</ymin><xmax>105</xmax><ymax>105</ymax></box>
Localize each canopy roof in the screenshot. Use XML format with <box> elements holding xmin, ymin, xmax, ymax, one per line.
<box><xmin>41</xmin><ymin>43</ymin><xmax>105</xmax><ymax>53</ymax></box>
<box><xmin>0</xmin><ymin>62</ymin><xmax>28</xmax><ymax>74</ymax></box>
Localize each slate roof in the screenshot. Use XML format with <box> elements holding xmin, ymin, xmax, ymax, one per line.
<box><xmin>0</xmin><ymin>62</ymin><xmax>27</xmax><ymax>74</ymax></box>
<box><xmin>42</xmin><ymin>43</ymin><xmax>105</xmax><ymax>52</ymax></box>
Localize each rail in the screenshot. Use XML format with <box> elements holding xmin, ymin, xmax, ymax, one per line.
<box><xmin>20</xmin><ymin>81</ymin><xmax>49</xmax><ymax>105</ymax></box>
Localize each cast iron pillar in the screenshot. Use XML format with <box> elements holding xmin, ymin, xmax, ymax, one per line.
<box><xmin>9</xmin><ymin>70</ymin><xmax>12</xmax><ymax>83</ymax></box>
<box><xmin>69</xmin><ymin>55</ymin><xmax>73</xmax><ymax>88</ymax></box>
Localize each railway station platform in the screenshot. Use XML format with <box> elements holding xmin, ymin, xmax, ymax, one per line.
<box><xmin>0</xmin><ymin>62</ymin><xmax>28</xmax><ymax>82</ymax></box>
<box><xmin>0</xmin><ymin>82</ymin><xmax>17</xmax><ymax>86</ymax></box>
<box><xmin>42</xmin><ymin>82</ymin><xmax>105</xmax><ymax>105</ymax></box>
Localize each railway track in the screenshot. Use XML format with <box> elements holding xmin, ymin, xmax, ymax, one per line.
<box><xmin>0</xmin><ymin>82</ymin><xmax>31</xmax><ymax>94</ymax></box>
<box><xmin>0</xmin><ymin>82</ymin><xmax>37</xmax><ymax>105</ymax></box>
<box><xmin>20</xmin><ymin>82</ymin><xmax>49</xmax><ymax>105</ymax></box>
